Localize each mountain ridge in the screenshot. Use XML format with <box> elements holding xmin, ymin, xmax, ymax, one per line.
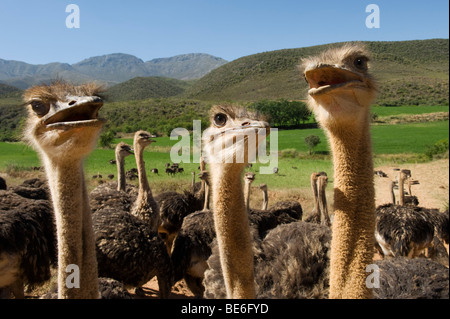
<box><xmin>0</xmin><ymin>53</ymin><xmax>228</xmax><ymax>89</ymax></box>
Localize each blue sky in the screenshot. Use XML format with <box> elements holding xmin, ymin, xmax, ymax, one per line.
<box><xmin>0</xmin><ymin>0</ymin><xmax>448</xmax><ymax>64</ymax></box>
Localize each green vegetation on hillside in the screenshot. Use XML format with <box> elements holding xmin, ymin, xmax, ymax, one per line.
<box><xmin>99</xmin><ymin>98</ymin><xmax>212</xmax><ymax>137</ymax></box>
<box><xmin>104</xmin><ymin>77</ymin><xmax>195</xmax><ymax>101</ymax></box>
<box><xmin>186</xmin><ymin>39</ymin><xmax>449</xmax><ymax>105</ymax></box>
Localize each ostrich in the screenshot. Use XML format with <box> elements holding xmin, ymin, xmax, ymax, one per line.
<box><xmin>22</xmin><ymin>81</ymin><xmax>136</xmax><ymax>299</ymax></box>
<box><xmin>22</xmin><ymin>80</ymin><xmax>110</xmax><ymax>298</ymax></box>
<box><xmin>170</xmin><ymin>172</ymin><xmax>214</xmax><ymax>297</ymax></box>
<box><xmin>89</xmin><ymin>142</ymin><xmax>136</xmax><ymax>213</ymax></box>
<box><xmin>303</xmin><ymin>43</ymin><xmax>379</xmax><ymax>298</ymax></box>
<box><xmin>259</xmin><ymin>184</ymin><xmax>268</xmax><ymax>210</ymax></box>
<box><xmin>156</xmin><ymin>165</ymin><xmax>207</xmax><ymax>253</ymax></box>
<box><xmin>374</xmin><ymin>257</ymin><xmax>449</xmax><ymax>299</ymax></box>
<box><xmin>201</xmin><ymin>104</ymin><xmax>270</xmax><ymax>298</ymax></box>
<box><xmin>317</xmin><ymin>174</ymin><xmax>331</xmax><ymax>227</ymax></box>
<box><xmin>0</xmin><ymin>190</ymin><xmax>56</xmax><ymax>298</ymax></box>
<box><xmin>130</xmin><ymin>130</ymin><xmax>159</xmax><ymax>231</ymax></box>
<box><xmin>258</xmin><ymin>182</ymin><xmax>303</xmax><ymax>222</ymax></box>
<box><xmin>305</xmin><ymin>171</ymin><xmax>329</xmax><ymax>224</ymax></box>
<box><xmin>375</xmin><ymin>170</ymin><xmax>437</xmax><ymax>258</ymax></box>
<box><xmin>92</xmin><ymin>206</ymin><xmax>172</xmax><ymax>298</ymax></box>
<box><xmin>92</xmin><ymin>134</ymin><xmax>171</xmax><ymax>298</ymax></box>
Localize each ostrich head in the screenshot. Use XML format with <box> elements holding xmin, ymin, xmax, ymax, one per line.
<box><xmin>134</xmin><ymin>130</ymin><xmax>156</xmax><ymax>150</ymax></box>
<box><xmin>198</xmin><ymin>170</ymin><xmax>210</xmax><ymax>182</ymax></box>
<box><xmin>244</xmin><ymin>172</ymin><xmax>255</xmax><ymax>183</ymax></box>
<box><xmin>23</xmin><ymin>81</ymin><xmax>105</xmax><ymax>162</ymax></box>
<box><xmin>202</xmin><ymin>104</ymin><xmax>269</xmax><ymax>167</ymax></box>
<box><xmin>116</xmin><ymin>142</ymin><xmax>133</xmax><ymax>160</ymax></box>
<box><xmin>302</xmin><ymin>43</ymin><xmax>377</xmax><ymax>128</ymax></box>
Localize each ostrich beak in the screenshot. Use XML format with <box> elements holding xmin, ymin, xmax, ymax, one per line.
<box><xmin>44</xmin><ymin>96</ymin><xmax>105</xmax><ymax>129</ymax></box>
<box><xmin>304</xmin><ymin>65</ymin><xmax>364</xmax><ymax>96</ymax></box>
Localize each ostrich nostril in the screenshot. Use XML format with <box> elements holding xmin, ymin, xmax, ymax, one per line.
<box><xmin>68</xmin><ymin>100</ymin><xmax>77</xmax><ymax>106</ymax></box>
<box><xmin>242</xmin><ymin>122</ymin><xmax>250</xmax><ymax>126</ymax></box>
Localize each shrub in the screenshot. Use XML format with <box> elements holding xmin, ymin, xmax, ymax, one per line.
<box><xmin>425</xmin><ymin>139</ymin><xmax>449</xmax><ymax>159</ymax></box>
<box><xmin>304</xmin><ymin>135</ymin><xmax>321</xmax><ymax>155</ymax></box>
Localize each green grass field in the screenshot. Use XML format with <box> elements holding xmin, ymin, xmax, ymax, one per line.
<box><xmin>1</xmin><ymin>119</ymin><xmax>447</xmax><ymax>190</ymax></box>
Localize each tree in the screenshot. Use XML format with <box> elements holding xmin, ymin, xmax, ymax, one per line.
<box><xmin>304</xmin><ymin>135</ymin><xmax>321</xmax><ymax>155</ymax></box>
<box><xmin>98</xmin><ymin>130</ymin><xmax>115</xmax><ymax>149</ymax></box>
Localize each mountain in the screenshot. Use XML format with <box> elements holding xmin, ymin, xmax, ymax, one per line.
<box><xmin>0</xmin><ymin>53</ymin><xmax>228</xmax><ymax>89</ymax></box>
<box><xmin>186</xmin><ymin>39</ymin><xmax>449</xmax><ymax>105</ymax></box>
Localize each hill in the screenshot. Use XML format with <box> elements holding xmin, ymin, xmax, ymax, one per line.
<box><xmin>104</xmin><ymin>76</ymin><xmax>194</xmax><ymax>101</ymax></box>
<box><xmin>186</xmin><ymin>39</ymin><xmax>449</xmax><ymax>105</ymax></box>
<box><xmin>0</xmin><ymin>53</ymin><xmax>227</xmax><ymax>89</ymax></box>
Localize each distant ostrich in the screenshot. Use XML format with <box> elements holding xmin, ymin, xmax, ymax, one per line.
<box><xmin>89</xmin><ymin>142</ymin><xmax>136</xmax><ymax>213</ymax></box>
<box><xmin>0</xmin><ymin>190</ymin><xmax>56</xmax><ymax>299</ymax></box>
<box><xmin>130</xmin><ymin>130</ymin><xmax>159</xmax><ymax>231</ymax></box>
<box><xmin>92</xmin><ymin>133</ymin><xmax>171</xmax><ymax>298</ymax></box>
<box><xmin>258</xmin><ymin>181</ymin><xmax>303</xmax><ymax>222</ymax></box>
<box><xmin>375</xmin><ymin>170</ymin><xmax>437</xmax><ymax>258</ymax></box>
<box><xmin>259</xmin><ymin>184</ymin><xmax>268</xmax><ymax>210</ymax></box>
<box><xmin>305</xmin><ymin>171</ymin><xmax>328</xmax><ymax>224</ymax></box>
<box><xmin>317</xmin><ymin>174</ymin><xmax>331</xmax><ymax>226</ymax></box>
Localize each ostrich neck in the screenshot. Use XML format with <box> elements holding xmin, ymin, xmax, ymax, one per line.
<box><xmin>131</xmin><ymin>144</ymin><xmax>159</xmax><ymax>230</ymax></box>
<box><xmin>116</xmin><ymin>153</ymin><xmax>126</xmax><ymax>192</ymax></box>
<box><xmin>210</xmin><ymin>163</ymin><xmax>255</xmax><ymax>299</ymax></box>
<box><xmin>261</xmin><ymin>190</ymin><xmax>268</xmax><ymax>210</ymax></box>
<box><xmin>398</xmin><ymin>173</ymin><xmax>405</xmax><ymax>206</ymax></box>
<box><xmin>327</xmin><ymin>119</ymin><xmax>375</xmax><ymax>299</ymax></box>
<box><xmin>244</xmin><ymin>180</ymin><xmax>252</xmax><ymax>212</ymax></box>
<box><xmin>135</xmin><ymin>145</ymin><xmax>150</xmax><ymax>193</ymax></box>
<box><xmin>43</xmin><ymin>157</ymin><xmax>99</xmax><ymax>299</ymax></box>
<box><xmin>202</xmin><ymin>182</ymin><xmax>210</xmax><ymax>211</ymax></box>
<box><xmin>311</xmin><ymin>176</ymin><xmax>320</xmax><ymax>215</ymax></box>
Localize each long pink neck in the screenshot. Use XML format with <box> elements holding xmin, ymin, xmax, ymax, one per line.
<box><xmin>327</xmin><ymin>118</ymin><xmax>375</xmax><ymax>299</ymax></box>
<box><xmin>44</xmin><ymin>157</ymin><xmax>99</xmax><ymax>299</ymax></box>
<box><xmin>210</xmin><ymin>163</ymin><xmax>255</xmax><ymax>299</ymax></box>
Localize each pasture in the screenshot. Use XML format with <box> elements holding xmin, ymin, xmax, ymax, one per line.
<box><xmin>1</xmin><ymin>119</ymin><xmax>448</xmax><ymax>192</ymax></box>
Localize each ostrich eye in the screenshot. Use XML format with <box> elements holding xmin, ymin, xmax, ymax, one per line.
<box><xmin>213</xmin><ymin>113</ymin><xmax>227</xmax><ymax>127</ymax></box>
<box><xmin>31</xmin><ymin>101</ymin><xmax>50</xmax><ymax>117</ymax></box>
<box><xmin>354</xmin><ymin>57</ymin><xmax>367</xmax><ymax>70</ymax></box>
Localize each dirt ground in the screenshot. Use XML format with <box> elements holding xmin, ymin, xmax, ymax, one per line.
<box><xmin>136</xmin><ymin>159</ymin><xmax>450</xmax><ymax>299</ymax></box>
<box><xmin>373</xmin><ymin>159</ymin><xmax>449</xmax><ymax>210</ymax></box>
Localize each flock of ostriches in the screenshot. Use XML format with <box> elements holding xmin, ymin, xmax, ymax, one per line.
<box><xmin>0</xmin><ymin>44</ymin><xmax>448</xmax><ymax>299</ymax></box>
